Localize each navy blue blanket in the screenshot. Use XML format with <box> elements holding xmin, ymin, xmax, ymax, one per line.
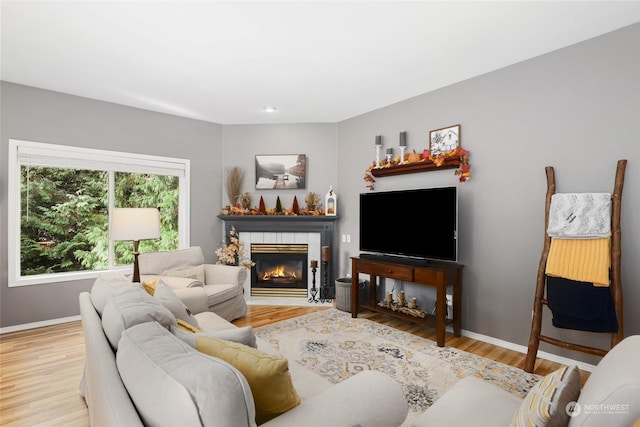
<box><xmin>546</xmin><ymin>276</ymin><xmax>618</xmax><ymax>332</ymax></box>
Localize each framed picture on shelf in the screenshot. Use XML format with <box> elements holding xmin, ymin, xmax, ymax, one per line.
<box><xmin>255</xmin><ymin>154</ymin><xmax>306</xmax><ymax>190</ymax></box>
<box><xmin>429</xmin><ymin>124</ymin><xmax>460</xmax><ymax>156</ymax></box>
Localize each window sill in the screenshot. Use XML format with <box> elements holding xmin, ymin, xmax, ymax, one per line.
<box><xmin>9</xmin><ymin>267</ymin><xmax>132</xmax><ymax>287</ymax></box>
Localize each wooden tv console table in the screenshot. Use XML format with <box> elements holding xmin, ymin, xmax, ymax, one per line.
<box><xmin>350</xmin><ymin>256</ymin><xmax>463</xmax><ymax>347</ymax></box>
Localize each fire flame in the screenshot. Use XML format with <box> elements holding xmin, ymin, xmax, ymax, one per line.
<box><xmin>262</xmin><ymin>265</ymin><xmax>298</xmax><ymax>281</ymax></box>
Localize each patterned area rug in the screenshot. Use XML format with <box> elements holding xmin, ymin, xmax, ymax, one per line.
<box><xmin>254</xmin><ymin>308</ymin><xmax>540</xmax><ymax>426</ymax></box>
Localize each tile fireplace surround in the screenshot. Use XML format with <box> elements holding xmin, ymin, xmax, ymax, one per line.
<box><xmin>218</xmin><ymin>215</ymin><xmax>338</xmax><ymax>305</ymax></box>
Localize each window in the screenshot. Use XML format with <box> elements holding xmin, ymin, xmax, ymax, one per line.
<box><xmin>8</xmin><ymin>140</ymin><xmax>190</xmax><ymax>287</ymax></box>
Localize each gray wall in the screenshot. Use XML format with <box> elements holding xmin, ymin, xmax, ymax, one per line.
<box><xmin>0</xmin><ymin>82</ymin><xmax>224</xmax><ymax>327</ymax></box>
<box><xmin>221</xmin><ymin>123</ymin><xmax>338</xmax><ymax>212</ymax></box>
<box><xmin>337</xmin><ymin>23</ymin><xmax>639</xmax><ymax>364</ymax></box>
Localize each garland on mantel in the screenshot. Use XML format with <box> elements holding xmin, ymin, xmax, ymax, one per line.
<box><xmin>219</xmin><ymin>193</ymin><xmax>327</xmax><ymax>216</ymax></box>
<box><xmin>364</xmin><ymin>147</ymin><xmax>471</xmax><ymax>190</ymax></box>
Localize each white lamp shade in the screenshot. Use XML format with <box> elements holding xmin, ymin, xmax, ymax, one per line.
<box><xmin>111</xmin><ymin>208</ymin><xmax>161</xmax><ymax>241</ymax></box>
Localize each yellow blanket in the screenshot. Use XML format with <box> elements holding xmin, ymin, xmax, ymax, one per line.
<box><xmin>545</xmin><ymin>237</ymin><xmax>610</xmax><ymax>286</ymax></box>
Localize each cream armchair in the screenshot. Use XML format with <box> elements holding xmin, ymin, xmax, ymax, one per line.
<box><xmin>138</xmin><ymin>246</ymin><xmax>248</xmax><ymax>321</ymax></box>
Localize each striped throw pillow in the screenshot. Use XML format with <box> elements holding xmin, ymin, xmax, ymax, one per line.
<box><xmin>511</xmin><ymin>365</ymin><xmax>581</xmax><ymax>427</ymax></box>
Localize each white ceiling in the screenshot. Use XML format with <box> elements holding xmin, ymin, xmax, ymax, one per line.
<box><xmin>2</xmin><ymin>1</ymin><xmax>640</xmax><ymax>124</ymax></box>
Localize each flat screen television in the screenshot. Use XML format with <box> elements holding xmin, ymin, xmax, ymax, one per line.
<box><xmin>359</xmin><ymin>187</ymin><xmax>457</xmax><ymax>263</ymax></box>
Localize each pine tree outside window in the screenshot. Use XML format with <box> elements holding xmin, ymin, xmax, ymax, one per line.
<box><xmin>8</xmin><ymin>140</ymin><xmax>190</xmax><ymax>287</ymax></box>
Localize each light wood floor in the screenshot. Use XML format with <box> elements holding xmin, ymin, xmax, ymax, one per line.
<box><xmin>1</xmin><ymin>305</ymin><xmax>578</xmax><ymax>426</ymax></box>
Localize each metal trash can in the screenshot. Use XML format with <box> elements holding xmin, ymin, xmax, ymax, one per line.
<box><xmin>335</xmin><ymin>278</ymin><xmax>367</xmax><ymax>312</ymax></box>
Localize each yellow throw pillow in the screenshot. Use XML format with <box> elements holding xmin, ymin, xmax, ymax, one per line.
<box><xmin>142</xmin><ymin>279</ymin><xmax>158</xmax><ymax>296</ymax></box>
<box><xmin>195</xmin><ymin>335</ymin><xmax>300</xmax><ymax>425</ymax></box>
<box><xmin>176</xmin><ymin>318</ymin><xmax>201</xmax><ymax>333</ymax></box>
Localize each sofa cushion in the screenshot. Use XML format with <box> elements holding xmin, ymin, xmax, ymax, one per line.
<box><xmin>194</xmin><ymin>335</ymin><xmax>301</xmax><ymax>424</ymax></box>
<box><xmin>101</xmin><ymin>284</ymin><xmax>176</xmax><ymax>350</ymax></box>
<box><xmin>511</xmin><ymin>365</ymin><xmax>581</xmax><ymax>427</ymax></box>
<box><xmin>206</xmin><ymin>327</ymin><xmax>256</xmax><ymax>348</ymax></box>
<box><xmin>162</xmin><ymin>264</ymin><xmax>206</xmax><ymax>283</ymax></box>
<box><xmin>152</xmin><ymin>280</ymin><xmax>200</xmax><ymax>328</ymax></box>
<box><xmin>568</xmin><ymin>335</ymin><xmax>640</xmax><ymax>427</ymax></box>
<box><xmin>90</xmin><ymin>271</ymin><xmax>131</xmax><ymax>316</ymax></box>
<box><xmin>412</xmin><ymin>376</ymin><xmax>522</xmax><ymax>427</ymax></box>
<box><xmin>263</xmin><ymin>370</ymin><xmax>408</xmax><ymax>427</ymax></box>
<box><xmin>171</xmin><ymin>324</ymin><xmax>257</xmax><ymax>348</ymax></box>
<box><xmin>194</xmin><ymin>310</ymin><xmax>239</xmax><ymax>331</ymax></box>
<box><xmin>117</xmin><ymin>321</ymin><xmax>257</xmax><ymax>427</ymax></box>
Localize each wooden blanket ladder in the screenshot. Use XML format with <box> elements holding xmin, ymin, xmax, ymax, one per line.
<box><xmin>524</xmin><ymin>159</ymin><xmax>627</xmax><ymax>373</ymax></box>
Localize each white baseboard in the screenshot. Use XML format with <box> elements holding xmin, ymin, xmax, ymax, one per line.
<box><xmin>458</xmin><ymin>327</ymin><xmax>597</xmax><ymax>372</ymax></box>
<box><xmin>0</xmin><ymin>315</ymin><xmax>81</xmax><ymax>335</ymax></box>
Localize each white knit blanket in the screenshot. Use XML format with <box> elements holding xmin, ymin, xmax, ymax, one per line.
<box><xmin>547</xmin><ymin>193</ymin><xmax>611</xmax><ymax>238</ymax></box>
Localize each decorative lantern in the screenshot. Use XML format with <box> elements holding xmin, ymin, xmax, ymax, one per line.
<box><xmin>325</xmin><ymin>186</ymin><xmax>337</xmax><ymax>216</ymax></box>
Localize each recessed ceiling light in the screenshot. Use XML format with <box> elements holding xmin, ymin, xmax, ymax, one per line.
<box><xmin>262</xmin><ymin>106</ymin><xmax>278</xmax><ymax>113</ymax></box>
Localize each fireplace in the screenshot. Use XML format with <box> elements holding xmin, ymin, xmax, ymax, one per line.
<box><xmin>251</xmin><ymin>244</ymin><xmax>308</xmax><ymax>297</ymax></box>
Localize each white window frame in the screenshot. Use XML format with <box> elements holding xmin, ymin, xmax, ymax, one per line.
<box><xmin>8</xmin><ymin>139</ymin><xmax>191</xmax><ymax>287</ymax></box>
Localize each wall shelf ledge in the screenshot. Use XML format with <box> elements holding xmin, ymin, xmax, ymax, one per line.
<box><xmin>370</xmin><ymin>158</ymin><xmax>461</xmax><ymax>178</ymax></box>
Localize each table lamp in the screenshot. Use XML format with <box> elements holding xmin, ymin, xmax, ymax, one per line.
<box><xmin>111</xmin><ymin>208</ymin><xmax>160</xmax><ymax>282</ymax></box>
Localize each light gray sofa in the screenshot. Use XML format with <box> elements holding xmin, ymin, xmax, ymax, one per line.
<box><xmin>79</xmin><ymin>272</ymin><xmax>409</xmax><ymax>427</ymax></box>
<box><xmin>413</xmin><ymin>334</ymin><xmax>640</xmax><ymax>427</ymax></box>
<box><xmin>138</xmin><ymin>246</ymin><xmax>248</xmax><ymax>321</ymax></box>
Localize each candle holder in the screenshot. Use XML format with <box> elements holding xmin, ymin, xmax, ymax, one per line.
<box><xmin>399</xmin><ymin>131</ymin><xmax>407</xmax><ymax>164</ymax></box>
<box><xmin>386</xmin><ymin>292</ymin><xmax>393</xmax><ymax>304</ymax></box>
<box><xmin>309</xmin><ymin>264</ymin><xmax>319</xmax><ymax>303</ymax></box>
<box><xmin>320</xmin><ymin>260</ymin><xmax>330</xmax><ymax>303</ymax></box>
<box><xmin>375</xmin><ymin>144</ymin><xmax>382</xmax><ymax>168</ymax></box>
<box><xmin>397</xmin><ymin>290</ymin><xmax>406</xmax><ymax>307</ymax></box>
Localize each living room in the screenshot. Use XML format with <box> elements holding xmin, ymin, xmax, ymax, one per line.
<box><xmin>1</xmin><ymin>2</ymin><xmax>639</xmax><ymax>426</ymax></box>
